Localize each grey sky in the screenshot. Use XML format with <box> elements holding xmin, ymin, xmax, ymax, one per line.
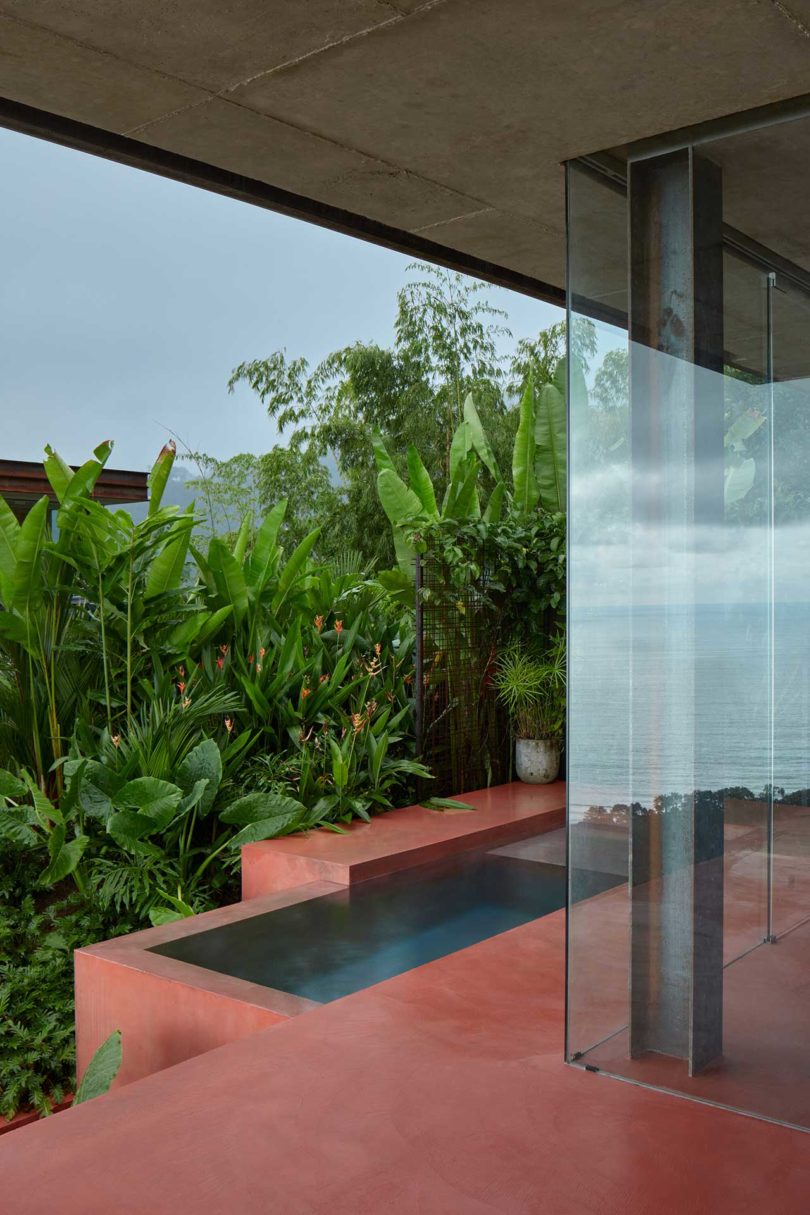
<box><xmin>0</xmin><ymin>127</ymin><xmax>561</xmax><ymax>473</ymax></box>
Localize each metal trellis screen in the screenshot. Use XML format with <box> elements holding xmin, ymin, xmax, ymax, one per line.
<box><xmin>415</xmin><ymin>549</ymin><xmax>512</xmax><ymax>799</ymax></box>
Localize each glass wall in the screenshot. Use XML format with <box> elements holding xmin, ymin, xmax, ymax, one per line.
<box><xmin>566</xmin><ymin>117</ymin><xmax>810</xmax><ymax>1130</ymax></box>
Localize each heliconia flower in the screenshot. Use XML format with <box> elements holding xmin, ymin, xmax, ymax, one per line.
<box><xmin>182</xmin><ymin>697</ymin><xmax>191</xmax><ymax>709</ymax></box>
<box><xmin>374</xmin><ymin>643</ymin><xmax>381</xmax><ymax>656</ymax></box>
<box><xmin>351</xmin><ymin>711</ymin><xmax>364</xmax><ymax>735</ymax></box>
<box><xmin>335</xmin><ymin>620</ymin><xmax>343</xmax><ymax>634</ymax></box>
<box><xmin>319</xmin><ymin>673</ymin><xmax>329</xmax><ymax>684</ymax></box>
<box><xmin>301</xmin><ymin>686</ymin><xmax>312</xmax><ymax>699</ymax></box>
<box><xmin>224</xmin><ymin>716</ymin><xmax>234</xmax><ymax>734</ymax></box>
<box><xmin>216</xmin><ymin>657</ymin><xmax>224</xmax><ymax>670</ymax></box>
<box><xmin>248</xmin><ymin>654</ymin><xmax>254</xmax><ymax>665</ymax></box>
<box><xmin>314</xmin><ymin>615</ymin><xmax>324</xmax><ymax>631</ymax></box>
<box><xmin>256</xmin><ymin>663</ymin><xmax>262</xmax><ymax>673</ymax></box>
<box><xmin>111</xmin><ymin>733</ymin><xmax>121</xmax><ymax>748</ymax></box>
<box><xmin>178</xmin><ymin>664</ymin><xmax>186</xmax><ymax>677</ymax></box>
<box><xmin>367</xmin><ymin>699</ymin><xmax>378</xmax><ymax>718</ymax></box>
<box><xmin>177</xmin><ymin>681</ymin><xmax>186</xmax><ymax>694</ymax></box>
<box><xmin>219</xmin><ymin>644</ymin><xmax>229</xmax><ymax>656</ymax></box>
<box><xmin>259</xmin><ymin>647</ymin><xmax>266</xmax><ymax>659</ymax></box>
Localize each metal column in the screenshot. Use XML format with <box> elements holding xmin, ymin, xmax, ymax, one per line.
<box><xmin>627</xmin><ymin>148</ymin><xmax>725</xmax><ymax>1076</ymax></box>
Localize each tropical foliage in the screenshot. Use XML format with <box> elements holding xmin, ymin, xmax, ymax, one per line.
<box><xmin>493</xmin><ymin>634</ymin><xmax>566</xmax><ymax>741</ymax></box>
<box><xmin>0</xmin><ymin>270</ymin><xmax>578</xmax><ymax>1125</ymax></box>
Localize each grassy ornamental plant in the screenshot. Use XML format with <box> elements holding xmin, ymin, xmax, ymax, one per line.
<box><xmin>492</xmin><ymin>634</ymin><xmax>566</xmax><ymax>742</ymax></box>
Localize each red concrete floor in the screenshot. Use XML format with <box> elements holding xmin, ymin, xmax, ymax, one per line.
<box><xmin>2</xmin><ymin>911</ymin><xmax>808</xmax><ymax>1214</ymax></box>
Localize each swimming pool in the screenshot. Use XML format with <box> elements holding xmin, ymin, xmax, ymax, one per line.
<box><xmin>152</xmin><ymin>840</ymin><xmax>620</xmax><ymax>1003</ymax></box>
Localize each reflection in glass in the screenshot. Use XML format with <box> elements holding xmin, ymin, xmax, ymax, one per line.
<box><xmin>566</xmin><ymin>134</ymin><xmax>810</xmax><ymax>1129</ymax></box>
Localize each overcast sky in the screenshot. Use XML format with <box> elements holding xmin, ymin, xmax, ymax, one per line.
<box><xmin>0</xmin><ymin>127</ymin><xmax>561</xmax><ymax>472</ymax></box>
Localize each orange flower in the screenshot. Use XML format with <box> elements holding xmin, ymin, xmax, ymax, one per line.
<box><xmin>177</xmin><ymin>681</ymin><xmax>186</xmax><ymax>694</ymax></box>
<box><xmin>334</xmin><ymin>620</ymin><xmax>343</xmax><ymax>635</ymax></box>
<box><xmin>351</xmin><ymin>711</ymin><xmax>365</xmax><ymax>735</ymax></box>
<box><xmin>259</xmin><ymin>647</ymin><xmax>266</xmax><ymax>659</ymax></box>
<box><xmin>248</xmin><ymin>654</ymin><xmax>254</xmax><ymax>665</ymax></box>
<box><xmin>301</xmin><ymin>686</ymin><xmax>312</xmax><ymax>699</ymax></box>
<box><xmin>219</xmin><ymin>643</ymin><xmax>229</xmax><ymax>656</ymax></box>
<box><xmin>314</xmin><ymin>615</ymin><xmax>324</xmax><ymax>631</ymax></box>
<box><xmin>216</xmin><ymin>657</ymin><xmax>224</xmax><ymax>670</ymax></box>
<box><xmin>374</xmin><ymin>643</ymin><xmax>381</xmax><ymax>657</ymax></box>
<box><xmin>319</xmin><ymin>673</ymin><xmax>330</xmax><ymax>684</ymax></box>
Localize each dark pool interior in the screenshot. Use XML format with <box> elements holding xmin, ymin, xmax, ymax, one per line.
<box><xmin>151</xmin><ymin>841</ymin><xmax>620</xmax><ymax>1003</ymax></box>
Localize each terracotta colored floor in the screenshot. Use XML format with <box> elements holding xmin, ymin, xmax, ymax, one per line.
<box><xmin>2</xmin><ymin>910</ymin><xmax>808</xmax><ymax>1214</ymax></box>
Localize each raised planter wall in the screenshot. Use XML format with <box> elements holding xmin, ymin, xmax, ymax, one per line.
<box><xmin>76</xmin><ymin>781</ymin><xmax>565</xmax><ymax>1089</ymax></box>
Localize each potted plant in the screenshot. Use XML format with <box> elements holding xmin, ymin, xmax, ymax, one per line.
<box><xmin>493</xmin><ymin>633</ymin><xmax>565</xmax><ymax>783</ymax></box>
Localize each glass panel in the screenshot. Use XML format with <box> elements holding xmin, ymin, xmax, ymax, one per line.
<box><xmin>566</xmin><ymin>163</ymin><xmax>631</xmax><ymax>1063</ymax></box>
<box><xmin>566</xmin><ymin>133</ymin><xmax>810</xmax><ymax>1129</ymax></box>
<box><xmin>772</xmin><ymin>277</ymin><xmax>810</xmax><ymax>940</ymax></box>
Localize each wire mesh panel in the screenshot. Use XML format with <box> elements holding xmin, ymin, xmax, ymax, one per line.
<box><xmin>415</xmin><ymin>550</ymin><xmax>512</xmax><ymax>798</ymax></box>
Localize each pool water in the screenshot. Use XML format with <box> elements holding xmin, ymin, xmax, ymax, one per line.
<box><xmin>152</xmin><ymin>844</ymin><xmax>618</xmax><ymax>1003</ymax></box>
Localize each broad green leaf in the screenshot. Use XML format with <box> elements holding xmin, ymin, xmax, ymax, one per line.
<box><xmin>371</xmin><ymin>431</ymin><xmax>397</xmax><ymax>476</ymax></box>
<box><xmin>12</xmin><ymin>495</ymin><xmax>49</xmax><ymax>615</ymax></box>
<box><xmin>406</xmin><ymin>445</ymin><xmax>439</xmax><ymax>518</ymax></box>
<box><xmin>22</xmin><ymin>772</ymin><xmax>62</xmax><ymax>828</ymax></box>
<box><xmin>144</xmin><ymin>510</ymin><xmax>194</xmax><ymax>600</ymax></box>
<box><xmin>107</xmin><ymin>811</ymin><xmax>163</xmax><ymax>853</ymax></box>
<box><xmin>178</xmin><ymin>778</ymin><xmax>210</xmax><ymax>815</ymax></box>
<box><xmin>0</xmin><ymin>768</ymin><xmax>26</xmax><ymax>799</ymax></box>
<box><xmin>376</xmin><ymin>567</ymin><xmax>415</xmax><ymax>605</ymax></box>
<box><xmin>247</xmin><ymin>501</ymin><xmax>286</xmax><ymax>589</ymax></box>
<box><xmin>148</xmin><ymin>441</ymin><xmax>176</xmax><ymax>515</ymax></box>
<box><xmin>463</xmin><ymin>393</ymin><xmax>502</xmax><ymax>482</ymax></box>
<box><xmin>41</xmin><ymin>830</ymin><xmax>89</xmax><ymax>886</ymax></box>
<box><xmin>0</xmin><ymin>496</ymin><xmax>19</xmax><ymax>604</ymax></box>
<box><xmin>444</xmin><ymin>456</ymin><xmax>480</xmax><ymax>520</ymax></box>
<box><xmin>64</xmin><ymin>444</ymin><xmax>112</xmax><ymax>503</ymax></box>
<box><xmin>148</xmin><ymin>907</ymin><xmax>187</xmax><ymax>926</ymax></box>
<box><xmin>228</xmin><ymin>812</ymin><xmax>303</xmax><ymax>848</ymax></box>
<box><xmin>74</xmin><ymin>1031</ymin><xmax>122</xmax><ymax>1105</ymax></box>
<box><xmin>449</xmin><ymin>421</ymin><xmax>473</xmax><ymax>480</ymax></box>
<box><xmin>513</xmin><ymin>378</ymin><xmax>539</xmax><ymax>515</ymax></box>
<box><xmin>535</xmin><ymin>380</ymin><xmax>566</xmax><ymax>513</ymax></box>
<box><xmin>232</xmin><ymin>513</ymin><xmax>252</xmax><ymax>566</ymax></box>
<box><xmin>117</xmin><ymin>777</ymin><xmax>182</xmax><ymax>824</ymax></box>
<box><xmin>0</xmin><ymin>612</ymin><xmax>28</xmax><ymax>646</ymax></box>
<box><xmin>79</xmin><ymin>781</ymin><xmax>113</xmax><ymax>822</ymax></box>
<box><xmin>220</xmin><ymin>791</ymin><xmax>305</xmax><ymax>825</ymax></box>
<box><xmin>376</xmin><ymin>468</ymin><xmax>425</xmax><ymax>528</ymax></box>
<box><xmin>209</xmin><ymin>536</ymin><xmax>249</xmax><ymax>623</ymax></box>
<box><xmin>43</xmin><ymin>445</ymin><xmax>74</xmax><ymax>503</ymax></box>
<box><xmin>177</xmin><ymin>739</ymin><xmax>222</xmax><ymax>816</ymax></box>
<box><xmin>194</xmin><ymin>604</ymin><xmax>234</xmax><ymax>649</ymax></box>
<box><xmin>272</xmin><ymin>529</ymin><xmax>320</xmax><ymax>613</ymax></box>
<box><xmin>483</xmin><ymin>481</ymin><xmax>506</xmax><ymax>523</ymax></box>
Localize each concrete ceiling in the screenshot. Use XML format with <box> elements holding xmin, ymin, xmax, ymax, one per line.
<box><xmin>2</xmin><ymin>0</ymin><xmax>810</xmax><ymax>296</ymax></box>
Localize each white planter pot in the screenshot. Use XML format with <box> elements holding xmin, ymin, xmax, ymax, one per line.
<box><xmin>515</xmin><ymin>737</ymin><xmax>560</xmax><ymax>784</ymax></box>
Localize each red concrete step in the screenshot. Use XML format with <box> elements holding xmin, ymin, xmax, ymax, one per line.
<box><xmin>241</xmin><ymin>779</ymin><xmax>565</xmax><ymax>898</ymax></box>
